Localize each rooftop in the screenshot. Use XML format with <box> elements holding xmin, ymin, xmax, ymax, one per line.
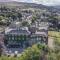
<box><xmin>5</xmin><ymin>27</ymin><xmax>30</xmax><ymax>35</ymax></box>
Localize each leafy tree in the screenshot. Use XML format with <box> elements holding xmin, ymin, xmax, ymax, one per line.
<box><xmin>18</xmin><ymin>44</ymin><xmax>49</xmax><ymax>60</ymax></box>
<box><xmin>0</xmin><ymin>16</ymin><xmax>3</xmax><ymax>21</ymax></box>
<box><xmin>22</xmin><ymin>21</ymin><xmax>29</xmax><ymax>26</ymax></box>
<box><xmin>17</xmin><ymin>13</ymin><xmax>22</xmax><ymax>21</ymax></box>
<box><xmin>11</xmin><ymin>14</ymin><xmax>17</xmax><ymax>21</ymax></box>
<box><xmin>31</xmin><ymin>16</ymin><xmax>37</xmax><ymax>23</ymax></box>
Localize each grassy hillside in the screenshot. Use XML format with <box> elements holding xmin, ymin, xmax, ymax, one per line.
<box><xmin>48</xmin><ymin>31</ymin><xmax>60</xmax><ymax>38</ymax></box>
<box><xmin>48</xmin><ymin>31</ymin><xmax>60</xmax><ymax>51</ymax></box>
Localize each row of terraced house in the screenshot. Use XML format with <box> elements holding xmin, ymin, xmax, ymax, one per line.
<box><xmin>0</xmin><ymin>22</ymin><xmax>48</xmax><ymax>53</ymax></box>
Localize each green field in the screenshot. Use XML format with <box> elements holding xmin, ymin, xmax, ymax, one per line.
<box><xmin>48</xmin><ymin>31</ymin><xmax>60</xmax><ymax>37</ymax></box>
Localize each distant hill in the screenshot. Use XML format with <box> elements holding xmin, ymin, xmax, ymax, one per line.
<box><xmin>0</xmin><ymin>1</ymin><xmax>59</xmax><ymax>13</ymax></box>
<box><xmin>49</xmin><ymin>6</ymin><xmax>60</xmax><ymax>13</ymax></box>
<box><xmin>0</xmin><ymin>1</ymin><xmax>46</xmax><ymax>8</ymax></box>
<box><xmin>53</xmin><ymin>6</ymin><xmax>60</xmax><ymax>10</ymax></box>
<box><xmin>0</xmin><ymin>0</ymin><xmax>13</xmax><ymax>2</ymax></box>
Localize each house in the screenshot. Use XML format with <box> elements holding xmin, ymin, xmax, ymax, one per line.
<box><xmin>4</xmin><ymin>27</ymin><xmax>30</xmax><ymax>48</ymax></box>
<box><xmin>4</xmin><ymin>25</ymin><xmax>48</xmax><ymax>53</ymax></box>
<box><xmin>28</xmin><ymin>24</ymin><xmax>48</xmax><ymax>46</ymax></box>
<box><xmin>29</xmin><ymin>30</ymin><xmax>48</xmax><ymax>46</ymax></box>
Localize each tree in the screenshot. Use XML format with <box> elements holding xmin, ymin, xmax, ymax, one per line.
<box><xmin>0</xmin><ymin>44</ymin><xmax>3</xmax><ymax>56</ymax></box>
<box><xmin>22</xmin><ymin>21</ymin><xmax>29</xmax><ymax>26</ymax></box>
<box><xmin>31</xmin><ymin>16</ymin><xmax>37</xmax><ymax>23</ymax></box>
<box><xmin>0</xmin><ymin>16</ymin><xmax>3</xmax><ymax>21</ymax></box>
<box><xmin>17</xmin><ymin>13</ymin><xmax>22</xmax><ymax>21</ymax></box>
<box><xmin>18</xmin><ymin>44</ymin><xmax>49</xmax><ymax>60</ymax></box>
<box><xmin>11</xmin><ymin>14</ymin><xmax>17</xmax><ymax>21</ymax></box>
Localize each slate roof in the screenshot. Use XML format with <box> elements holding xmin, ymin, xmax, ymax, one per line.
<box><xmin>5</xmin><ymin>28</ymin><xmax>30</xmax><ymax>35</ymax></box>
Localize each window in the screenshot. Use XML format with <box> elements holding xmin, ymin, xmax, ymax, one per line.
<box><xmin>15</xmin><ymin>36</ymin><xmax>17</xmax><ymax>40</ymax></box>
<box><xmin>18</xmin><ymin>35</ymin><xmax>21</xmax><ymax>41</ymax></box>
<box><xmin>12</xmin><ymin>37</ymin><xmax>14</xmax><ymax>40</ymax></box>
<box><xmin>20</xmin><ymin>35</ymin><xmax>23</xmax><ymax>40</ymax></box>
<box><xmin>9</xmin><ymin>37</ymin><xmax>10</xmax><ymax>40</ymax></box>
<box><xmin>24</xmin><ymin>35</ymin><xmax>26</xmax><ymax>40</ymax></box>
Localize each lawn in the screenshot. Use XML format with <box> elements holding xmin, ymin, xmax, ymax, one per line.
<box><xmin>48</xmin><ymin>31</ymin><xmax>60</xmax><ymax>38</ymax></box>
<box><xmin>48</xmin><ymin>31</ymin><xmax>60</xmax><ymax>51</ymax></box>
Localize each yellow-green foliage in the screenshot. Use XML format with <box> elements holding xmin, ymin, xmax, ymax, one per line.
<box><xmin>48</xmin><ymin>31</ymin><xmax>60</xmax><ymax>37</ymax></box>
<box><xmin>0</xmin><ymin>44</ymin><xmax>48</xmax><ymax>60</ymax></box>
<box><xmin>0</xmin><ymin>56</ymin><xmax>18</xmax><ymax>60</ymax></box>
<box><xmin>0</xmin><ymin>44</ymin><xmax>60</xmax><ymax>60</ymax></box>
<box><xmin>18</xmin><ymin>44</ymin><xmax>41</xmax><ymax>60</ymax></box>
<box><xmin>48</xmin><ymin>31</ymin><xmax>60</xmax><ymax>59</ymax></box>
<box><xmin>48</xmin><ymin>31</ymin><xmax>60</xmax><ymax>44</ymax></box>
